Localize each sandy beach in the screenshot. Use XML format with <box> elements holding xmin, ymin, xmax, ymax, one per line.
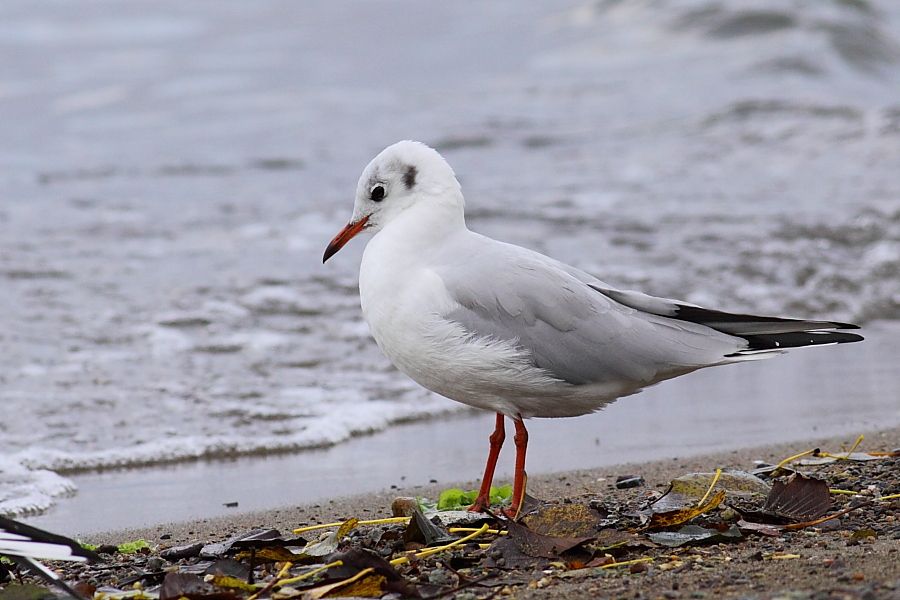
<box><xmin>74</xmin><ymin>425</ymin><xmax>900</xmax><ymax>599</ymax></box>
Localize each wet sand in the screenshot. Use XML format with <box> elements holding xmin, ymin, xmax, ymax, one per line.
<box><xmin>87</xmin><ymin>425</ymin><xmax>899</xmax><ymax>546</ymax></box>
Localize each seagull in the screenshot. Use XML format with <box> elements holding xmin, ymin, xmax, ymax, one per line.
<box><xmin>0</xmin><ymin>515</ymin><xmax>99</xmax><ymax>599</ymax></box>
<box><xmin>323</xmin><ymin>140</ymin><xmax>863</xmax><ymax>517</ymax></box>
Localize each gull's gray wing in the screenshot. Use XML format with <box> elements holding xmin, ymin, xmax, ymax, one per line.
<box><xmin>585</xmin><ymin>285</ymin><xmax>860</xmax><ymax>336</ymax></box>
<box><xmin>433</xmin><ymin>235</ymin><xmax>748</xmax><ymax>387</ymax></box>
<box><xmin>525</xmin><ymin>255</ymin><xmax>860</xmax><ymax>337</ymax></box>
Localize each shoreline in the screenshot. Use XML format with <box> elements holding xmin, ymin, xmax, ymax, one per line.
<box><xmin>23</xmin><ymin>331</ymin><xmax>900</xmax><ymax>535</ymax></box>
<box><xmin>88</xmin><ymin>424</ymin><xmax>899</xmax><ymax>545</ymax></box>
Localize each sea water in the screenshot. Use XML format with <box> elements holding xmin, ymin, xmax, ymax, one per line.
<box><xmin>2</xmin><ymin>0</ymin><xmax>899</xmax><ymax>517</ymax></box>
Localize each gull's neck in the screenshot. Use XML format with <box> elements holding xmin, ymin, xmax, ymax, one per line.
<box><xmin>375</xmin><ymin>195</ymin><xmax>467</xmax><ymax>252</ymax></box>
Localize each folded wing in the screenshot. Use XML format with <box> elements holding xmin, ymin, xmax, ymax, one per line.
<box><xmin>436</xmin><ymin>234</ymin><xmax>862</xmax><ymax>388</ymax></box>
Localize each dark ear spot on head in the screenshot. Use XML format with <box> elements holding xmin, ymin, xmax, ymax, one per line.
<box><xmin>403</xmin><ymin>164</ymin><xmax>418</xmax><ymax>189</ymax></box>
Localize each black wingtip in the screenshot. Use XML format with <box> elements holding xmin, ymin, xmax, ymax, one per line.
<box><xmin>741</xmin><ymin>330</ymin><xmax>864</xmax><ymax>352</ymax></box>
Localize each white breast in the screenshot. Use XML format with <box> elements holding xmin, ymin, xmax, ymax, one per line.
<box><xmin>358</xmin><ymin>222</ymin><xmax>564</xmax><ymax>416</ymax></box>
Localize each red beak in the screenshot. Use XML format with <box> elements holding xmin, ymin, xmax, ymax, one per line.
<box><xmin>323</xmin><ymin>215</ymin><xmax>369</xmax><ymax>263</ymax></box>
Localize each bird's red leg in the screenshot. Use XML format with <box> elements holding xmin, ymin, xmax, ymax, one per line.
<box><xmin>504</xmin><ymin>416</ymin><xmax>529</xmax><ymax>519</ymax></box>
<box><xmin>468</xmin><ymin>413</ymin><xmax>506</xmax><ymax>512</ymax></box>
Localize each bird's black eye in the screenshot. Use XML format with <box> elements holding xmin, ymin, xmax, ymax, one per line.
<box><xmin>370</xmin><ymin>185</ymin><xmax>385</xmax><ymax>202</ymax></box>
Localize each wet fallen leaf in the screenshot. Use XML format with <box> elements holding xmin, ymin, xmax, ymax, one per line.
<box><xmin>205</xmin><ymin>575</ymin><xmax>258</xmax><ymax>593</ymax></box>
<box><xmin>668</xmin><ymin>470</ymin><xmax>770</xmax><ymax>501</ymax></box>
<box><xmin>750</xmin><ymin>464</ymin><xmax>796</xmax><ymax>478</ymax></box>
<box><xmin>647</xmin><ymin>524</ymin><xmax>742</xmax><ymax>548</ymax></box>
<box><xmin>798</xmin><ymin>452</ymin><xmax>888</xmax><ymax>465</ymax></box>
<box><xmin>325</xmin><ymin>574</ymin><xmax>385</xmax><ymax>598</ymax></box>
<box><xmin>484</xmin><ymin>536</ymin><xmax>549</xmax><ymax>570</ymax></box>
<box><xmin>585</xmin><ymin>529</ymin><xmax>656</xmax><ymax>556</ymax></box>
<box><xmin>201</xmin><ymin>529</ymin><xmax>282</xmax><ymax>559</ymax></box>
<box><xmin>161</xmin><ymin>543</ymin><xmax>204</xmax><ymax>561</ymax></box>
<box><xmin>736</xmin><ymin>519</ymin><xmax>783</xmax><ymax>537</ymax></box>
<box><xmin>204</xmin><ymin>559</ymin><xmax>251</xmax><ymax>580</ymax></box>
<box><xmin>403</xmin><ymin>510</ymin><xmax>454</xmax><ymax>546</ymax></box>
<box><xmin>784</xmin><ymin>498</ymin><xmax>872</xmax><ymax>531</ymax></box>
<box><xmin>301</xmin><ymin>568</ymin><xmax>384</xmax><ymax>599</ymax></box>
<box><xmin>160</xmin><ymin>573</ymin><xmax>240</xmax><ymax>600</ymax></box>
<box><xmin>302</xmin><ymin>519</ymin><xmax>358</xmax><ymax>557</ymax></box>
<box><xmin>231</xmin><ymin>536</ymin><xmax>308</xmax><ymax>551</ymax></box>
<box><xmin>327</xmin><ymin>549</ymin><xmax>420</xmax><ymax>598</ymax></box>
<box><xmin>240</xmin><ymin>547</ymin><xmax>306</xmax><ymax>563</ymax></box>
<box><xmin>647</xmin><ymin>490</ymin><xmax>726</xmax><ymax>529</ymax></box>
<box><xmin>762</xmin><ymin>473</ymin><xmax>832</xmax><ymax>521</ymax></box>
<box><xmin>505</xmin><ymin>521</ymin><xmax>594</xmax><ymax>559</ymax></box>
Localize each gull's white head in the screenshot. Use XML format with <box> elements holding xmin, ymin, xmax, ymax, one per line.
<box><xmin>323</xmin><ymin>141</ymin><xmax>462</xmax><ymax>262</ymax></box>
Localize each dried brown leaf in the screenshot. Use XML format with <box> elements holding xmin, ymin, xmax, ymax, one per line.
<box><xmin>736</xmin><ymin>519</ymin><xmax>784</xmax><ymax>537</ymax></box>
<box><xmin>762</xmin><ymin>474</ymin><xmax>832</xmax><ymax>521</ymax></box>
<box><xmin>301</xmin><ymin>570</ymin><xmax>385</xmax><ymax>599</ymax></box>
<box><xmin>648</xmin><ymin>524</ymin><xmax>742</xmax><ymax>547</ymax></box>
<box><xmin>647</xmin><ymin>490</ymin><xmax>726</xmax><ymax>529</ymax></box>
<box><xmin>506</xmin><ymin>521</ymin><xmax>594</xmax><ymax>559</ymax></box>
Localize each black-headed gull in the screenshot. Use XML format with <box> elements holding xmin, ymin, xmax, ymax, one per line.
<box><xmin>1</xmin><ymin>515</ymin><xmax>99</xmax><ymax>598</ymax></box>
<box><xmin>323</xmin><ymin>140</ymin><xmax>863</xmax><ymax>517</ymax></box>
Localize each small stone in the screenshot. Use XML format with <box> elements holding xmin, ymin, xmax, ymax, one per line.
<box><xmin>629</xmin><ymin>561</ymin><xmax>649</xmax><ymax>574</ymax></box>
<box><xmin>96</xmin><ymin>544</ymin><xmax>118</xmax><ymax>555</ymax></box>
<box><xmin>427</xmin><ymin>568</ymin><xmax>453</xmax><ymax>586</ymax></box>
<box><xmin>145</xmin><ymin>557</ymin><xmax>166</xmax><ymax>571</ymax></box>
<box><xmin>73</xmin><ymin>582</ymin><xmax>96</xmax><ymax>598</ymax></box>
<box><xmin>391</xmin><ymin>497</ymin><xmax>419</xmax><ymax>517</ymax></box>
<box><xmin>161</xmin><ymin>542</ymin><xmax>204</xmax><ymax>561</ymax></box>
<box><xmin>719</xmin><ymin>508</ymin><xmax>738</xmax><ymax>522</ymax></box>
<box><xmin>616</xmin><ymin>475</ymin><xmax>645</xmax><ymax>489</ymax></box>
<box><xmin>850</xmin><ymin>528</ymin><xmax>877</xmax><ymax>541</ymax></box>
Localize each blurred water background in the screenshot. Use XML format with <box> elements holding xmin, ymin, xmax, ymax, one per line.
<box><xmin>2</xmin><ymin>0</ymin><xmax>899</xmax><ymax>522</ymax></box>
